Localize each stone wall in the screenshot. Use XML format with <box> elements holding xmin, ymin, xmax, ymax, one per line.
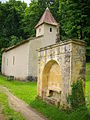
<box><xmin>71</xmin><ymin>41</ymin><xmax>86</xmax><ymax>95</ymax></box>
<box><xmin>37</xmin><ymin>40</ymin><xmax>86</xmax><ymax>106</ymax></box>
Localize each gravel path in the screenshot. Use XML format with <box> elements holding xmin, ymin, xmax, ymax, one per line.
<box><xmin>0</xmin><ymin>86</ymin><xmax>48</xmax><ymax>120</ymax></box>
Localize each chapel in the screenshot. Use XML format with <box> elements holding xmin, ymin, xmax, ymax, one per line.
<box><xmin>2</xmin><ymin>7</ymin><xmax>86</xmax><ymax>106</ymax></box>
<box><xmin>2</xmin><ymin>7</ymin><xmax>59</xmax><ymax>80</ymax></box>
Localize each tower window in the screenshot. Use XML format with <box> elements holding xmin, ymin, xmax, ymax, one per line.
<box><xmin>50</xmin><ymin>28</ymin><xmax>52</xmax><ymax>32</ymax></box>
<box><xmin>13</xmin><ymin>56</ymin><xmax>15</xmax><ymax>65</ymax></box>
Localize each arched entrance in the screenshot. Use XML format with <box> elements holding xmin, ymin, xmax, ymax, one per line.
<box><xmin>42</xmin><ymin>60</ymin><xmax>62</xmax><ymax>104</ymax></box>
<box><xmin>37</xmin><ymin>40</ymin><xmax>86</xmax><ymax>106</ymax></box>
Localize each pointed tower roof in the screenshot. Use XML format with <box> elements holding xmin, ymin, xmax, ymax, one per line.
<box><xmin>35</xmin><ymin>7</ymin><xmax>58</xmax><ymax>28</ymax></box>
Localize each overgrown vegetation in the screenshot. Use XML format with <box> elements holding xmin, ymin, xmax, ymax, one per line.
<box><xmin>0</xmin><ymin>0</ymin><xmax>90</xmax><ymax>70</ymax></box>
<box><xmin>67</xmin><ymin>80</ymin><xmax>85</xmax><ymax>108</ymax></box>
<box><xmin>0</xmin><ymin>92</ymin><xmax>24</xmax><ymax>120</ymax></box>
<box><xmin>0</xmin><ymin>63</ymin><xmax>90</xmax><ymax>120</ymax></box>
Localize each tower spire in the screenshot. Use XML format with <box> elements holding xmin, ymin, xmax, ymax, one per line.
<box><xmin>35</xmin><ymin>7</ymin><xmax>58</xmax><ymax>28</ymax></box>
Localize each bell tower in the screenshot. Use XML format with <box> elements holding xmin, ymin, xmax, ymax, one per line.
<box><xmin>35</xmin><ymin>7</ymin><xmax>59</xmax><ymax>44</ymax></box>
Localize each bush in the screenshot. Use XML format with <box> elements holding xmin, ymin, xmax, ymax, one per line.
<box><xmin>67</xmin><ymin>80</ymin><xmax>85</xmax><ymax>108</ymax></box>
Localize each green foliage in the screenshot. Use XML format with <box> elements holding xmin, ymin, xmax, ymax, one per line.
<box><xmin>67</xmin><ymin>80</ymin><xmax>85</xmax><ymax>108</ymax></box>
<box><xmin>0</xmin><ymin>51</ymin><xmax>2</xmax><ymax>72</ymax></box>
<box><xmin>9</xmin><ymin>35</ymin><xmax>23</xmax><ymax>46</ymax></box>
<box><xmin>0</xmin><ymin>0</ymin><xmax>27</xmax><ymax>70</ymax></box>
<box><xmin>86</xmin><ymin>47</ymin><xmax>90</xmax><ymax>62</ymax></box>
<box><xmin>59</xmin><ymin>0</ymin><xmax>90</xmax><ymax>41</ymax></box>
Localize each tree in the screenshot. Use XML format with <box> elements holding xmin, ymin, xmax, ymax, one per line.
<box><xmin>59</xmin><ymin>0</ymin><xmax>90</xmax><ymax>42</ymax></box>
<box><xmin>0</xmin><ymin>0</ymin><xmax>90</xmax><ymax>71</ymax></box>
<box><xmin>0</xmin><ymin>0</ymin><xmax>27</xmax><ymax>71</ymax></box>
<box><xmin>22</xmin><ymin>1</ymin><xmax>39</xmax><ymax>38</ymax></box>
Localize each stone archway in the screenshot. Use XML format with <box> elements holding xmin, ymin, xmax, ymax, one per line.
<box><xmin>42</xmin><ymin>60</ymin><xmax>62</xmax><ymax>104</ymax></box>
<box><xmin>37</xmin><ymin>40</ymin><xmax>86</xmax><ymax>106</ymax></box>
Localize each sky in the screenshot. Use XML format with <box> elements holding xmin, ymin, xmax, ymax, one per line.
<box><xmin>0</xmin><ymin>0</ymin><xmax>31</xmax><ymax>6</ymax></box>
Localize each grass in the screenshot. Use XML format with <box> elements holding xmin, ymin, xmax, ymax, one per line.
<box><xmin>86</xmin><ymin>62</ymin><xmax>90</xmax><ymax>113</ymax></box>
<box><xmin>86</xmin><ymin>62</ymin><xmax>90</xmax><ymax>81</ymax></box>
<box><xmin>0</xmin><ymin>63</ymin><xmax>90</xmax><ymax>120</ymax></box>
<box><xmin>0</xmin><ymin>92</ymin><xmax>24</xmax><ymax>120</ymax></box>
<box><xmin>0</xmin><ymin>77</ymin><xmax>37</xmax><ymax>105</ymax></box>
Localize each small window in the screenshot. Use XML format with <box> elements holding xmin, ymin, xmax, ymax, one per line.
<box><xmin>13</xmin><ymin>56</ymin><xmax>15</xmax><ymax>65</ymax></box>
<box><xmin>7</xmin><ymin>59</ymin><xmax>8</xmax><ymax>66</ymax></box>
<box><xmin>39</xmin><ymin>28</ymin><xmax>41</xmax><ymax>32</ymax></box>
<box><xmin>4</xmin><ymin>57</ymin><xmax>5</xmax><ymax>63</ymax></box>
<box><xmin>50</xmin><ymin>28</ymin><xmax>52</xmax><ymax>32</ymax></box>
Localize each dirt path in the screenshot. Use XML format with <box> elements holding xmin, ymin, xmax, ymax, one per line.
<box><xmin>0</xmin><ymin>86</ymin><xmax>48</xmax><ymax>120</ymax></box>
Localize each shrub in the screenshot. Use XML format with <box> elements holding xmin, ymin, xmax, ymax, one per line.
<box><xmin>67</xmin><ymin>79</ymin><xmax>85</xmax><ymax>108</ymax></box>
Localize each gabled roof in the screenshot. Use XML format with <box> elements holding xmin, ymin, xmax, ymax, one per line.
<box><xmin>35</xmin><ymin>7</ymin><xmax>58</xmax><ymax>28</ymax></box>
<box><xmin>4</xmin><ymin>35</ymin><xmax>43</xmax><ymax>52</ymax></box>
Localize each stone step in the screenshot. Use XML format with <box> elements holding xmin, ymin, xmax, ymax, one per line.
<box><xmin>44</xmin><ymin>97</ymin><xmax>60</xmax><ymax>106</ymax></box>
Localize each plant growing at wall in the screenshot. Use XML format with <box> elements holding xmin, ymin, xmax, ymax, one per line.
<box><xmin>67</xmin><ymin>79</ymin><xmax>85</xmax><ymax>108</ymax></box>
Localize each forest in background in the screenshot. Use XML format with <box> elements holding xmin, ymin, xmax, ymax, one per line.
<box><xmin>0</xmin><ymin>0</ymin><xmax>90</xmax><ymax>71</ymax></box>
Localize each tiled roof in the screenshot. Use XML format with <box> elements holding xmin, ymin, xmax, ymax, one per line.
<box><xmin>35</xmin><ymin>7</ymin><xmax>58</xmax><ymax>28</ymax></box>
<box><xmin>4</xmin><ymin>35</ymin><xmax>43</xmax><ymax>52</ymax></box>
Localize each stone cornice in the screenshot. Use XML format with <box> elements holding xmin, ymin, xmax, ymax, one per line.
<box><xmin>37</xmin><ymin>39</ymin><xmax>86</xmax><ymax>52</ymax></box>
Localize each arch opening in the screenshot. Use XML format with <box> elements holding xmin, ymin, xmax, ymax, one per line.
<box><xmin>42</xmin><ymin>60</ymin><xmax>62</xmax><ymax>104</ymax></box>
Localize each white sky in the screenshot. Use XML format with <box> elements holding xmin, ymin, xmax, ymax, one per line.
<box><xmin>0</xmin><ymin>0</ymin><xmax>31</xmax><ymax>6</ymax></box>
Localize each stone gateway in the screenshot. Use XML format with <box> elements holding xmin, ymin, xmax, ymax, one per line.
<box><xmin>37</xmin><ymin>40</ymin><xmax>86</xmax><ymax>106</ymax></box>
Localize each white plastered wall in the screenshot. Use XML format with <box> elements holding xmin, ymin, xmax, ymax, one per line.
<box><xmin>44</xmin><ymin>24</ymin><xmax>57</xmax><ymax>45</ymax></box>
<box><xmin>36</xmin><ymin>23</ymin><xmax>57</xmax><ymax>45</ymax></box>
<box><xmin>2</xmin><ymin>23</ymin><xmax>57</xmax><ymax>80</ymax></box>
<box><xmin>2</xmin><ymin>42</ymin><xmax>29</xmax><ymax>80</ymax></box>
<box><xmin>36</xmin><ymin>24</ymin><xmax>44</xmax><ymax>37</ymax></box>
<box><xmin>28</xmin><ymin>24</ymin><xmax>57</xmax><ymax>78</ymax></box>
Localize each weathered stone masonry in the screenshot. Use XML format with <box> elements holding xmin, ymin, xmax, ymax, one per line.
<box><xmin>37</xmin><ymin>40</ymin><xmax>86</xmax><ymax>106</ymax></box>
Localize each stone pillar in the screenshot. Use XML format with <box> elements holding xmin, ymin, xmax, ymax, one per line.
<box><xmin>71</xmin><ymin>40</ymin><xmax>86</xmax><ymax>95</ymax></box>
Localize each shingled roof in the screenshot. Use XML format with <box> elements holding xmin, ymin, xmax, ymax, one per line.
<box><xmin>35</xmin><ymin>7</ymin><xmax>58</xmax><ymax>28</ymax></box>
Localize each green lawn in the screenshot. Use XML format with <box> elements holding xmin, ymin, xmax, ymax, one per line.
<box><xmin>0</xmin><ymin>63</ymin><xmax>90</xmax><ymax>120</ymax></box>
<box><xmin>86</xmin><ymin>62</ymin><xmax>90</xmax><ymax>113</ymax></box>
